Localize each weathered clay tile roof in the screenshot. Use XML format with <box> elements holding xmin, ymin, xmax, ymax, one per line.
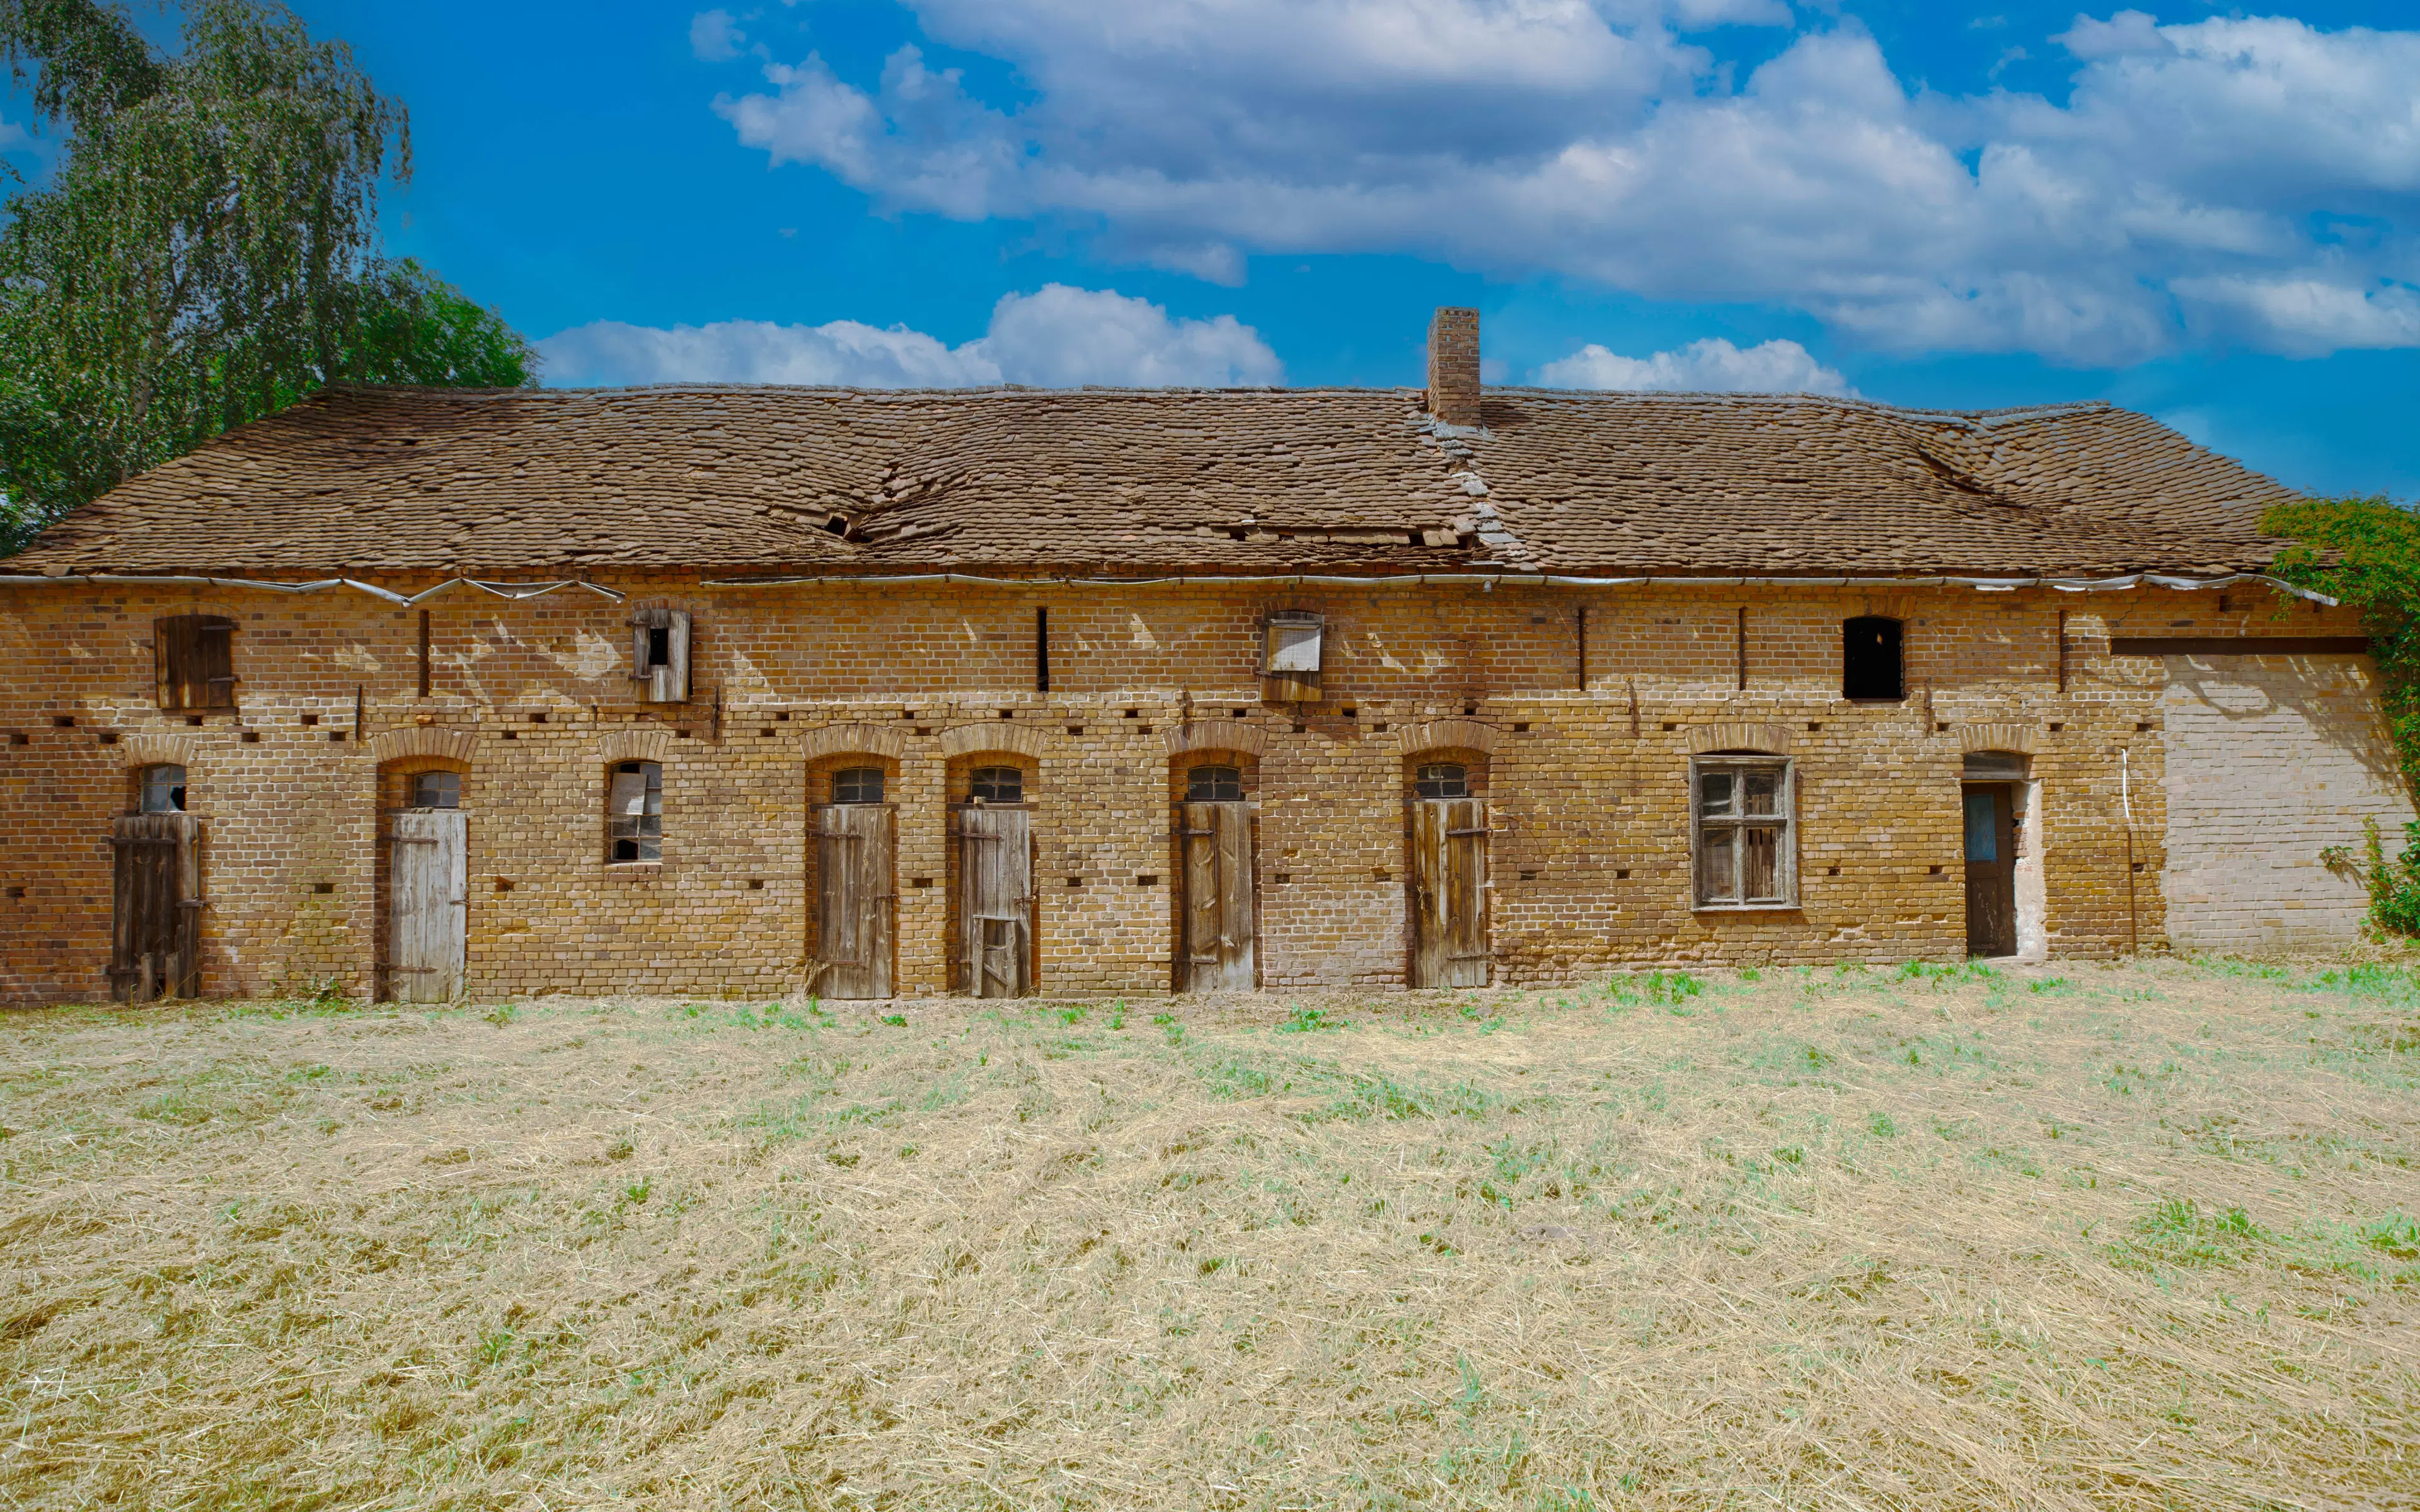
<box><xmin>10</xmin><ymin>382</ymin><xmax>2298</xmax><ymax>578</ymax></box>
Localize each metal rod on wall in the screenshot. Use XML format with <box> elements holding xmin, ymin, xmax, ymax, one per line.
<box><xmin>1036</xmin><ymin>607</ymin><xmax>1051</xmax><ymax>693</ymax></box>
<box><xmin>1576</xmin><ymin>605</ymin><xmax>1587</xmax><ymax>692</ymax></box>
<box><xmin>1736</xmin><ymin>606</ymin><xmax>1747</xmax><ymax>692</ymax></box>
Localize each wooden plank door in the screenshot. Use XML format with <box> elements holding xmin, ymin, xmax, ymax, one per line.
<box><xmin>957</xmin><ymin>806</ymin><xmax>1032</xmax><ymax>998</ymax></box>
<box><xmin>1963</xmin><ymin>784</ymin><xmax>2018</xmax><ymax>958</ymax></box>
<box><xmin>110</xmin><ymin>813</ymin><xmax>200</xmax><ymax>1002</ymax></box>
<box><xmin>1178</xmin><ymin>799</ymin><xmax>1255</xmax><ymax>991</ymax></box>
<box><xmin>814</xmin><ymin>803</ymin><xmax>896</xmax><ymax>999</ymax></box>
<box><xmin>1409</xmin><ymin>798</ymin><xmax>1490</xmax><ymax>988</ymax></box>
<box><xmin>389</xmin><ymin>810</ymin><xmax>468</xmax><ymax>1002</ymax></box>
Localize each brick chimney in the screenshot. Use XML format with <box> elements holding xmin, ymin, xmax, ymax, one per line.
<box><xmin>1426</xmin><ymin>307</ymin><xmax>1482</xmax><ymax>428</ymax></box>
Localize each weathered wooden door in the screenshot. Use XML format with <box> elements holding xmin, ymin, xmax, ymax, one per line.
<box><xmin>389</xmin><ymin>810</ymin><xmax>467</xmax><ymax>1002</ymax></box>
<box><xmin>1963</xmin><ymin>784</ymin><xmax>2018</xmax><ymax>958</ymax></box>
<box><xmin>956</xmin><ymin>806</ymin><xmax>1032</xmax><ymax>997</ymax></box>
<box><xmin>1178</xmin><ymin>799</ymin><xmax>1255</xmax><ymax>991</ymax></box>
<box><xmin>1409</xmin><ymin>798</ymin><xmax>1489</xmax><ymax>988</ymax></box>
<box><xmin>814</xmin><ymin>803</ymin><xmax>896</xmax><ymax>999</ymax></box>
<box><xmin>110</xmin><ymin>813</ymin><xmax>200</xmax><ymax>1001</ymax></box>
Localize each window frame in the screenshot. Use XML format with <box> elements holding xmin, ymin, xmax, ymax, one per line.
<box><xmin>408</xmin><ymin>770</ymin><xmax>462</xmax><ymax>810</ymax></box>
<box><xmin>967</xmin><ymin>765</ymin><xmax>1025</xmax><ymax>805</ymax></box>
<box><xmin>1413</xmin><ymin>762</ymin><xmax>1470</xmax><ymax>799</ymax></box>
<box><xmin>606</xmin><ymin>760</ymin><xmax>665</xmax><ymax>863</ymax></box>
<box><xmin>629</xmin><ymin>608</ymin><xmax>692</xmax><ymax>704</ymax></box>
<box><xmin>139</xmin><ymin>764</ymin><xmax>187</xmax><ymax>814</ymax></box>
<box><xmin>1690</xmin><ymin>754</ymin><xmax>1797</xmax><ymax>911</ymax></box>
<box><xmin>1185</xmin><ymin>764</ymin><xmax>1245</xmax><ymax>802</ymax></box>
<box><xmin>832</xmin><ymin>766</ymin><xmax>886</xmax><ymax>805</ymax></box>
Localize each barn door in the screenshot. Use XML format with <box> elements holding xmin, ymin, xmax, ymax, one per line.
<box><xmin>1963</xmin><ymin>784</ymin><xmax>2018</xmax><ymax>958</ymax></box>
<box><xmin>814</xmin><ymin>803</ymin><xmax>896</xmax><ymax>999</ymax></box>
<box><xmin>1178</xmin><ymin>800</ymin><xmax>1255</xmax><ymax>991</ymax></box>
<box><xmin>110</xmin><ymin>813</ymin><xmax>200</xmax><ymax>1001</ymax></box>
<box><xmin>1409</xmin><ymin>797</ymin><xmax>1490</xmax><ymax>988</ymax></box>
<box><xmin>956</xmin><ymin>806</ymin><xmax>1032</xmax><ymax>998</ymax></box>
<box><xmin>389</xmin><ymin>810</ymin><xmax>468</xmax><ymax>1002</ymax></box>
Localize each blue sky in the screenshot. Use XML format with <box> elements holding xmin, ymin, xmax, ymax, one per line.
<box><xmin>18</xmin><ymin>1</ymin><xmax>2420</xmax><ymax>497</ymax></box>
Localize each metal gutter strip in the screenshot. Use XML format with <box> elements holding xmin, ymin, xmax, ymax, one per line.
<box><xmin>0</xmin><ymin>570</ymin><xmax>2333</xmax><ymax>607</ymax></box>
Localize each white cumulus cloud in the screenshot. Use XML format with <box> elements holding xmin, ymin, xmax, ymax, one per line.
<box><xmin>537</xmin><ymin>285</ymin><xmax>1285</xmax><ymax>388</ymax></box>
<box><xmin>709</xmin><ymin>4</ymin><xmax>2420</xmax><ymax>364</ymax></box>
<box><xmin>1534</xmin><ymin>338</ymin><xmax>1854</xmax><ymax>394</ymax></box>
<box><xmin>689</xmin><ymin>9</ymin><xmax>744</xmax><ymax>62</ymax></box>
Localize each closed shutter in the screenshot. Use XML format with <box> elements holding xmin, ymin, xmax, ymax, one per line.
<box><xmin>154</xmin><ymin>616</ymin><xmax>238</xmax><ymax>711</ymax></box>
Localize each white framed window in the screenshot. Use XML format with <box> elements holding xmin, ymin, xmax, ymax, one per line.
<box><xmin>1691</xmin><ymin>755</ymin><xmax>1795</xmax><ymax>909</ymax></box>
<box><xmin>140</xmin><ymin>764</ymin><xmax>187</xmax><ymax>814</ymax></box>
<box><xmin>608</xmin><ymin>760</ymin><xmax>664</xmax><ymax>862</ymax></box>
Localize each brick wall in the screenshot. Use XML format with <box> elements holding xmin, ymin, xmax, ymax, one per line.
<box><xmin>0</xmin><ymin>574</ymin><xmax>2378</xmax><ymax>1003</ymax></box>
<box><xmin>2160</xmin><ymin>651</ymin><xmax>2414</xmax><ymax>949</ymax></box>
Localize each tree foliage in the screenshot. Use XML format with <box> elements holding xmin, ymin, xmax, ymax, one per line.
<box><xmin>2264</xmin><ymin>495</ymin><xmax>2420</xmax><ymax>934</ymax></box>
<box><xmin>0</xmin><ymin>0</ymin><xmax>535</xmax><ymax>554</ymax></box>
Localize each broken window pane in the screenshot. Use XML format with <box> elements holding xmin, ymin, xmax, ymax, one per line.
<box><xmin>970</xmin><ymin>765</ymin><xmax>1024</xmax><ymax>804</ymax></box>
<box><xmin>1743</xmin><ymin>770</ymin><xmax>1778</xmax><ymax>816</ymax></box>
<box><xmin>141</xmin><ymin>764</ymin><xmax>186</xmax><ymax>814</ymax></box>
<box><xmin>608</xmin><ymin>760</ymin><xmax>664</xmax><ymax>862</ymax></box>
<box><xmin>1414</xmin><ymin>763</ymin><xmax>1468</xmax><ymax>799</ymax></box>
<box><xmin>1187</xmin><ymin>765</ymin><xmax>1244</xmax><ymax>802</ymax></box>
<box><xmin>1698</xmin><ymin>826</ymin><xmax>1737</xmax><ymax>903</ymax></box>
<box><xmin>1743</xmin><ymin>826</ymin><xmax>1780</xmax><ymax>900</ymax></box>
<box><xmin>410</xmin><ymin>770</ymin><xmax>460</xmax><ymax>810</ymax></box>
<box><xmin>834</xmin><ymin>767</ymin><xmax>885</xmax><ymax>805</ymax></box>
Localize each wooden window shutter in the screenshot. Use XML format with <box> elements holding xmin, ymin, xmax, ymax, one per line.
<box><xmin>1262</xmin><ymin>612</ymin><xmax>1323</xmax><ymax>702</ymax></box>
<box><xmin>154</xmin><ymin>614</ymin><xmax>237</xmax><ymax>711</ymax></box>
<box><xmin>630</xmin><ymin>609</ymin><xmax>691</xmax><ymax>703</ymax></box>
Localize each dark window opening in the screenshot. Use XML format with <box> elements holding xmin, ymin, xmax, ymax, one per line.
<box><xmin>608</xmin><ymin>760</ymin><xmax>664</xmax><ymax>862</ymax></box>
<box><xmin>141</xmin><ymin>764</ymin><xmax>187</xmax><ymax>814</ymax></box>
<box><xmin>1414</xmin><ymin>762</ymin><xmax>1469</xmax><ymax>799</ymax></box>
<box><xmin>1187</xmin><ymin>764</ymin><xmax>1244</xmax><ymax>801</ymax></box>
<box><xmin>1843</xmin><ymin>616</ymin><xmax>1904</xmax><ymax>701</ymax></box>
<box><xmin>969</xmin><ymin>765</ymin><xmax>1023</xmax><ymax>804</ymax></box>
<box><xmin>647</xmin><ymin>626</ymin><xmax>671</xmax><ymax>667</ymax></box>
<box><xmin>833</xmin><ymin>767</ymin><xmax>885</xmax><ymax>805</ymax></box>
<box><xmin>409</xmin><ymin>770</ymin><xmax>461</xmax><ymax>810</ymax></box>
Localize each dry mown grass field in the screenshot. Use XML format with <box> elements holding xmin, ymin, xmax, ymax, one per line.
<box><xmin>3</xmin><ymin>959</ymin><xmax>2418</xmax><ymax>1510</ymax></box>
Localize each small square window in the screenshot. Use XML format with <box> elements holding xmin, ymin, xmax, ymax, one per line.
<box><xmin>1187</xmin><ymin>764</ymin><xmax>1244</xmax><ymax>801</ymax></box>
<box><xmin>141</xmin><ymin>764</ymin><xmax>187</xmax><ymax>814</ymax></box>
<box><xmin>608</xmin><ymin>760</ymin><xmax>664</xmax><ymax>861</ymax></box>
<box><xmin>410</xmin><ymin>770</ymin><xmax>461</xmax><ymax>810</ymax></box>
<box><xmin>833</xmin><ymin>766</ymin><xmax>885</xmax><ymax>805</ymax></box>
<box><xmin>1414</xmin><ymin>762</ymin><xmax>1469</xmax><ymax>799</ymax></box>
<box><xmin>969</xmin><ymin>765</ymin><xmax>1023</xmax><ymax>804</ymax></box>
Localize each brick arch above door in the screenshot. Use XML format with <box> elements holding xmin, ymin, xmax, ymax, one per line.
<box><xmin>800</xmin><ymin>722</ymin><xmax>908</xmax><ymax>762</ymax></box>
<box><xmin>598</xmin><ymin>728</ymin><xmax>671</xmax><ymax>766</ymax></box>
<box><xmin>1165</xmin><ymin>721</ymin><xmax>1266</xmax><ymax>758</ymax></box>
<box><xmin>369</xmin><ymin>727</ymin><xmax>479</xmax><ymax>766</ymax></box>
<box><xmin>1958</xmin><ymin>723</ymin><xmax>2038</xmax><ymax>755</ymax></box>
<box><xmin>1686</xmin><ymin>722</ymin><xmax>1794</xmax><ymax>756</ymax></box>
<box><xmin>939</xmin><ymin>723</ymin><xmax>1049</xmax><ymax>760</ymax></box>
<box><xmin>1397</xmin><ymin>718</ymin><xmax>1497</xmax><ymax>758</ymax></box>
<box><xmin>115</xmin><ymin>733</ymin><xmax>199</xmax><ymax>770</ymax></box>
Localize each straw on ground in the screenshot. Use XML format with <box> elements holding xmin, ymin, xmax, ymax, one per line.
<box><xmin>3</xmin><ymin>958</ymin><xmax>2417</xmax><ymax>1510</ymax></box>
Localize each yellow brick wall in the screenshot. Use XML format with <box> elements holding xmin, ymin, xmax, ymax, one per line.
<box><xmin>0</xmin><ymin>574</ymin><xmax>2384</xmax><ymax>1003</ymax></box>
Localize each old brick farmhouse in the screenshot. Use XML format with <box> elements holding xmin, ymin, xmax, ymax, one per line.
<box><xmin>1</xmin><ymin>309</ymin><xmax>2408</xmax><ymax>1005</ymax></box>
